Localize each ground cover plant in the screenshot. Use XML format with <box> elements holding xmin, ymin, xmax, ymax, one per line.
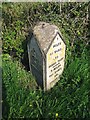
<box><xmin>2</xmin><ymin>2</ymin><xmax>90</xmax><ymax>119</ymax></box>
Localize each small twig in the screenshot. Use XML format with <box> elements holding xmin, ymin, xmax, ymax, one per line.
<box><xmin>59</xmin><ymin>0</ymin><xmax>61</xmax><ymax>14</ymax></box>
<box><xmin>27</xmin><ymin>16</ymin><xmax>33</xmax><ymax>28</ymax></box>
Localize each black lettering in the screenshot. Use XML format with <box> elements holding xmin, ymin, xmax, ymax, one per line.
<box><xmin>54</xmin><ymin>66</ymin><xmax>58</xmax><ymax>70</ymax></box>
<box><xmin>49</xmin><ymin>62</ymin><xmax>56</xmax><ymax>68</ymax></box>
<box><xmin>51</xmin><ymin>69</ymin><xmax>52</xmax><ymax>72</ymax></box>
<box><xmin>53</xmin><ymin>42</ymin><xmax>61</xmax><ymax>48</ymax></box>
<box><xmin>49</xmin><ymin>74</ymin><xmax>53</xmax><ymax>77</ymax></box>
<box><xmin>55</xmin><ymin>68</ymin><xmax>62</xmax><ymax>73</ymax></box>
<box><xmin>54</xmin><ymin>48</ymin><xmax>62</xmax><ymax>53</ymax></box>
<box><xmin>58</xmin><ymin>64</ymin><xmax>61</xmax><ymax>67</ymax></box>
<box><xmin>54</xmin><ymin>74</ymin><xmax>58</xmax><ymax>77</ymax></box>
<box><xmin>53</xmin><ymin>65</ymin><xmax>61</xmax><ymax>72</ymax></box>
<box><xmin>53</xmin><ymin>63</ymin><xmax>61</xmax><ymax>68</ymax></box>
<box><xmin>58</xmin><ymin>57</ymin><xmax>63</xmax><ymax>62</ymax></box>
<box><xmin>55</xmin><ymin>56</ymin><xmax>58</xmax><ymax>59</ymax></box>
<box><xmin>54</xmin><ymin>77</ymin><xmax>59</xmax><ymax>81</ymax></box>
<box><xmin>50</xmin><ymin>52</ymin><xmax>53</xmax><ymax>55</ymax></box>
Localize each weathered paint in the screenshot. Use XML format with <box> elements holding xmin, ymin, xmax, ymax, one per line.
<box><xmin>46</xmin><ymin>33</ymin><xmax>66</xmax><ymax>90</ymax></box>
<box><xmin>33</xmin><ymin>22</ymin><xmax>60</xmax><ymax>54</ymax></box>
<box><xmin>27</xmin><ymin>22</ymin><xmax>66</xmax><ymax>91</ymax></box>
<box><xmin>28</xmin><ymin>36</ymin><xmax>43</xmax><ymax>88</ymax></box>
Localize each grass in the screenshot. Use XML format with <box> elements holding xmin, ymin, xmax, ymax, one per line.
<box><xmin>2</xmin><ymin>46</ymin><xmax>90</xmax><ymax>119</ymax></box>
<box><xmin>2</xmin><ymin>54</ymin><xmax>42</xmax><ymax>118</ymax></box>
<box><xmin>43</xmin><ymin>53</ymin><xmax>90</xmax><ymax>118</ymax></box>
<box><xmin>0</xmin><ymin>55</ymin><xmax>2</xmax><ymax>68</ymax></box>
<box><xmin>2</xmin><ymin>2</ymin><xmax>90</xmax><ymax>119</ymax></box>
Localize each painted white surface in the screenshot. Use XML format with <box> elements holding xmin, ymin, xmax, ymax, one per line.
<box><xmin>46</xmin><ymin>33</ymin><xmax>66</xmax><ymax>90</ymax></box>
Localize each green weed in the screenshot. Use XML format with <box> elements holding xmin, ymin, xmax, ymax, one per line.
<box><xmin>2</xmin><ymin>2</ymin><xmax>90</xmax><ymax>119</ymax></box>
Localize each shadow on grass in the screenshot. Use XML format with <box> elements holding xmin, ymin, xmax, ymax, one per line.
<box><xmin>2</xmin><ymin>82</ymin><xmax>10</xmax><ymax>119</ymax></box>
<box><xmin>21</xmin><ymin>37</ymin><xmax>30</xmax><ymax>71</ymax></box>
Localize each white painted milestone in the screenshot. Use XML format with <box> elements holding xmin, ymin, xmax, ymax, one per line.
<box><xmin>46</xmin><ymin>33</ymin><xmax>66</xmax><ymax>89</ymax></box>
<box><xmin>27</xmin><ymin>22</ymin><xmax>66</xmax><ymax>91</ymax></box>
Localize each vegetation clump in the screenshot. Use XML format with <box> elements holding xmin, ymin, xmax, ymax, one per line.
<box><xmin>2</xmin><ymin>2</ymin><xmax>90</xmax><ymax>119</ymax></box>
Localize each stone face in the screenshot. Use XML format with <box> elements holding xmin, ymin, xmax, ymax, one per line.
<box><xmin>27</xmin><ymin>22</ymin><xmax>66</xmax><ymax>91</ymax></box>
<box><xmin>33</xmin><ymin>22</ymin><xmax>60</xmax><ymax>54</ymax></box>
<box><xmin>27</xmin><ymin>36</ymin><xmax>43</xmax><ymax>88</ymax></box>
<box><xmin>46</xmin><ymin>33</ymin><xmax>66</xmax><ymax>90</ymax></box>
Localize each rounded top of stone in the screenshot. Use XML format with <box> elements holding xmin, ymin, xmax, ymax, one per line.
<box><xmin>33</xmin><ymin>22</ymin><xmax>60</xmax><ymax>53</ymax></box>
